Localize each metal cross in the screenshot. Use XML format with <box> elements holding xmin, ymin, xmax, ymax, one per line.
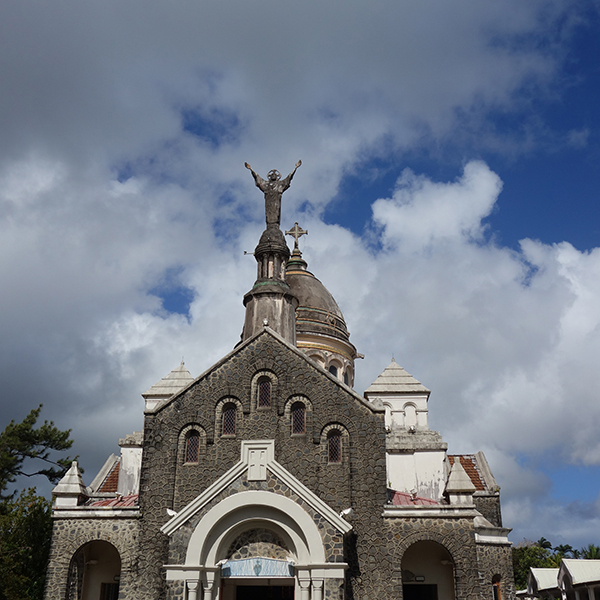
<box><xmin>285</xmin><ymin>222</ymin><xmax>308</xmax><ymax>251</ymax></box>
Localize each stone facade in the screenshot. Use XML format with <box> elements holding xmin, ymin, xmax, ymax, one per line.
<box><xmin>44</xmin><ymin>204</ymin><xmax>515</xmax><ymax>600</ymax></box>
<box><xmin>44</xmin><ymin>515</ymin><xmax>140</xmax><ymax>599</ymax></box>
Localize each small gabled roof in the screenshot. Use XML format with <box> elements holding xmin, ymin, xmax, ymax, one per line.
<box><xmin>528</xmin><ymin>568</ymin><xmax>560</xmax><ymax>594</ymax></box>
<box><xmin>560</xmin><ymin>559</ymin><xmax>600</xmax><ymax>586</ymax></box>
<box><xmin>364</xmin><ymin>359</ymin><xmax>430</xmax><ymax>395</ymax></box>
<box><xmin>142</xmin><ymin>360</ymin><xmax>194</xmax><ymax>398</ymax></box>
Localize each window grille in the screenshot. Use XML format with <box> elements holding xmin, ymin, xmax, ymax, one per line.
<box><xmin>222</xmin><ymin>404</ymin><xmax>236</xmax><ymax>436</ymax></box>
<box><xmin>258</xmin><ymin>378</ymin><xmax>271</xmax><ymax>408</ymax></box>
<box><xmin>291</xmin><ymin>403</ymin><xmax>305</xmax><ymax>434</ymax></box>
<box><xmin>185</xmin><ymin>431</ymin><xmax>200</xmax><ymax>463</ymax></box>
<box><xmin>328</xmin><ymin>431</ymin><xmax>341</xmax><ymax>463</ymax></box>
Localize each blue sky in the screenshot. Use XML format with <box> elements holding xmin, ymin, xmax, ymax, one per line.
<box><xmin>1</xmin><ymin>0</ymin><xmax>599</xmax><ymax>549</ymax></box>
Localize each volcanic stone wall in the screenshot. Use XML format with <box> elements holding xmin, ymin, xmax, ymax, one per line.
<box><xmin>137</xmin><ymin>331</ymin><xmax>388</xmax><ymax>599</ymax></box>
<box><xmin>43</xmin><ymin>516</ymin><xmax>140</xmax><ymax>600</ymax></box>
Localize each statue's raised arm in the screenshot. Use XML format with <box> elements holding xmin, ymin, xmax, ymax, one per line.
<box><xmin>245</xmin><ymin>160</ymin><xmax>302</xmax><ymax>227</ymax></box>
<box><xmin>280</xmin><ymin>160</ymin><xmax>302</xmax><ymax>190</ymax></box>
<box><xmin>245</xmin><ymin>162</ymin><xmax>267</xmax><ymax>192</ymax></box>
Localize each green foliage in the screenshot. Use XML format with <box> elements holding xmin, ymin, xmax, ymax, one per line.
<box><xmin>0</xmin><ymin>406</ymin><xmax>74</xmax><ymax>599</ymax></box>
<box><xmin>580</xmin><ymin>544</ymin><xmax>600</xmax><ymax>559</ymax></box>
<box><xmin>512</xmin><ymin>544</ymin><xmax>553</xmax><ymax>590</ymax></box>
<box><xmin>0</xmin><ymin>488</ymin><xmax>53</xmax><ymax>600</ymax></box>
<box><xmin>0</xmin><ymin>405</ymin><xmax>73</xmax><ymax>500</ymax></box>
<box><xmin>513</xmin><ymin>538</ymin><xmax>600</xmax><ymax>590</ymax></box>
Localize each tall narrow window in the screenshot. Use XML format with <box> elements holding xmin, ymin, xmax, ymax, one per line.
<box><xmin>492</xmin><ymin>576</ymin><xmax>502</xmax><ymax>600</ymax></box>
<box><xmin>328</xmin><ymin>365</ymin><xmax>338</xmax><ymax>378</ymax></box>
<box><xmin>328</xmin><ymin>430</ymin><xmax>341</xmax><ymax>463</ymax></box>
<box><xmin>258</xmin><ymin>377</ymin><xmax>271</xmax><ymax>408</ymax></box>
<box><xmin>291</xmin><ymin>402</ymin><xmax>305</xmax><ymax>435</ymax></box>
<box><xmin>222</xmin><ymin>403</ymin><xmax>236</xmax><ymax>436</ymax></box>
<box><xmin>185</xmin><ymin>431</ymin><xmax>200</xmax><ymax>463</ymax></box>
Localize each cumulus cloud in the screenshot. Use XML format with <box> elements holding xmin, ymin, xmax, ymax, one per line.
<box><xmin>1</xmin><ymin>0</ymin><xmax>597</xmax><ymax>547</ymax></box>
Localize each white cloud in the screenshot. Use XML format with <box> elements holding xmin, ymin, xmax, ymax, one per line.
<box><xmin>1</xmin><ymin>0</ymin><xmax>597</xmax><ymax>547</ymax></box>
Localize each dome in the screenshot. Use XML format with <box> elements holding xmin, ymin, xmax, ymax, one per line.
<box><xmin>286</xmin><ymin>249</ymin><xmax>358</xmax><ymax>385</ymax></box>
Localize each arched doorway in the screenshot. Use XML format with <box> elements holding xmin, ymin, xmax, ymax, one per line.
<box><xmin>66</xmin><ymin>540</ymin><xmax>121</xmax><ymax>600</ymax></box>
<box><xmin>401</xmin><ymin>541</ymin><xmax>455</xmax><ymax>600</ymax></box>
<box><xmin>219</xmin><ymin>526</ymin><xmax>295</xmax><ymax>600</ymax></box>
<box><xmin>170</xmin><ymin>490</ymin><xmax>346</xmax><ymax>600</ymax></box>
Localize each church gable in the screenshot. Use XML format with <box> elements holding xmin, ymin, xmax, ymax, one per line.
<box><xmin>139</xmin><ymin>327</ymin><xmax>387</xmax><ymax>515</ymax></box>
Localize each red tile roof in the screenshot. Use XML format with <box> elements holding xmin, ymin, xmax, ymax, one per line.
<box><xmin>448</xmin><ymin>455</ymin><xmax>485</xmax><ymax>491</ymax></box>
<box><xmin>98</xmin><ymin>461</ymin><xmax>120</xmax><ymax>493</ymax></box>
<box><xmin>389</xmin><ymin>490</ymin><xmax>439</xmax><ymax>506</ymax></box>
<box><xmin>89</xmin><ymin>494</ymin><xmax>138</xmax><ymax>507</ymax></box>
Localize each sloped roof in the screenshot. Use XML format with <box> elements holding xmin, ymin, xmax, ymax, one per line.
<box><xmin>561</xmin><ymin>559</ymin><xmax>600</xmax><ymax>585</ymax></box>
<box><xmin>388</xmin><ymin>490</ymin><xmax>439</xmax><ymax>506</ymax></box>
<box><xmin>142</xmin><ymin>360</ymin><xmax>194</xmax><ymax>398</ymax></box>
<box><xmin>448</xmin><ymin>455</ymin><xmax>485</xmax><ymax>491</ymax></box>
<box><xmin>529</xmin><ymin>568</ymin><xmax>560</xmax><ymax>594</ymax></box>
<box><xmin>364</xmin><ymin>359</ymin><xmax>430</xmax><ymax>394</ymax></box>
<box><xmin>97</xmin><ymin>460</ymin><xmax>120</xmax><ymax>493</ymax></box>
<box><xmin>88</xmin><ymin>494</ymin><xmax>138</xmax><ymax>508</ymax></box>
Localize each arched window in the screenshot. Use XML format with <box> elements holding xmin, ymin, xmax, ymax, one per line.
<box><xmin>328</xmin><ymin>365</ymin><xmax>338</xmax><ymax>378</ymax></box>
<box><xmin>257</xmin><ymin>377</ymin><xmax>271</xmax><ymax>408</ymax></box>
<box><xmin>328</xmin><ymin>430</ymin><xmax>342</xmax><ymax>463</ymax></box>
<box><xmin>185</xmin><ymin>431</ymin><xmax>200</xmax><ymax>463</ymax></box>
<box><xmin>291</xmin><ymin>402</ymin><xmax>305</xmax><ymax>435</ymax></box>
<box><xmin>492</xmin><ymin>575</ymin><xmax>502</xmax><ymax>600</ymax></box>
<box><xmin>222</xmin><ymin>403</ymin><xmax>236</xmax><ymax>436</ymax></box>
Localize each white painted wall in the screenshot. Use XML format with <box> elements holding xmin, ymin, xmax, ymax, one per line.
<box><xmin>387</xmin><ymin>451</ymin><xmax>447</xmax><ymax>501</ymax></box>
<box><xmin>117</xmin><ymin>445</ymin><xmax>142</xmax><ymax>496</ymax></box>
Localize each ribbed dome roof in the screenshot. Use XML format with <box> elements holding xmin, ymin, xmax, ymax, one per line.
<box><xmin>286</xmin><ymin>251</ymin><xmax>351</xmax><ymax>344</ymax></box>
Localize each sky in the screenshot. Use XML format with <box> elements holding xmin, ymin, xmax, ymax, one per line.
<box><xmin>1</xmin><ymin>0</ymin><xmax>599</xmax><ymax>549</ymax></box>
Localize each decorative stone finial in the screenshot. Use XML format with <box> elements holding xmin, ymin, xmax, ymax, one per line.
<box><xmin>285</xmin><ymin>222</ymin><xmax>308</xmax><ymax>253</ymax></box>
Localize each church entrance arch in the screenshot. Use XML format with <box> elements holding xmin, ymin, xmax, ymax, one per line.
<box><xmin>171</xmin><ymin>490</ymin><xmax>343</xmax><ymax>600</ymax></box>
<box><xmin>401</xmin><ymin>541</ymin><xmax>455</xmax><ymax>600</ymax></box>
<box><xmin>65</xmin><ymin>540</ymin><xmax>121</xmax><ymax>600</ymax></box>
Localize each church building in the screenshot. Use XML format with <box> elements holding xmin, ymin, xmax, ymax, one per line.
<box><xmin>44</xmin><ymin>164</ymin><xmax>515</xmax><ymax>600</ymax></box>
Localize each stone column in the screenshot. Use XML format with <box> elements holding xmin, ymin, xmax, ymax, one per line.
<box><xmin>311</xmin><ymin>578</ymin><xmax>324</xmax><ymax>600</ymax></box>
<box><xmin>298</xmin><ymin>572</ymin><xmax>311</xmax><ymax>600</ymax></box>
<box><xmin>203</xmin><ymin>570</ymin><xmax>216</xmax><ymax>600</ymax></box>
<box><xmin>187</xmin><ymin>580</ymin><xmax>199</xmax><ymax>600</ymax></box>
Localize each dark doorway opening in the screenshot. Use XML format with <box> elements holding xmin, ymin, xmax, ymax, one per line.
<box><xmin>403</xmin><ymin>584</ymin><xmax>438</xmax><ymax>600</ymax></box>
<box><xmin>236</xmin><ymin>585</ymin><xmax>294</xmax><ymax>599</ymax></box>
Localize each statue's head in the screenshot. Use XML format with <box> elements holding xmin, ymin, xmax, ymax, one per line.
<box><xmin>268</xmin><ymin>169</ymin><xmax>281</xmax><ymax>182</ymax></box>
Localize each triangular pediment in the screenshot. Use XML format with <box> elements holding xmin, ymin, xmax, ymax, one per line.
<box><xmin>147</xmin><ymin>326</ymin><xmax>382</xmax><ymax>416</ymax></box>
<box><xmin>161</xmin><ymin>440</ymin><xmax>352</xmax><ymax>537</ymax></box>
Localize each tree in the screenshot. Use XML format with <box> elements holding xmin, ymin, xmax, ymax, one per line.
<box><xmin>580</xmin><ymin>544</ymin><xmax>600</xmax><ymax>559</ymax></box>
<box><xmin>0</xmin><ymin>406</ymin><xmax>74</xmax><ymax>600</ymax></box>
<box><xmin>0</xmin><ymin>405</ymin><xmax>74</xmax><ymax>500</ymax></box>
<box><xmin>0</xmin><ymin>489</ymin><xmax>53</xmax><ymax>600</ymax></box>
<box><xmin>512</xmin><ymin>543</ymin><xmax>553</xmax><ymax>590</ymax></box>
